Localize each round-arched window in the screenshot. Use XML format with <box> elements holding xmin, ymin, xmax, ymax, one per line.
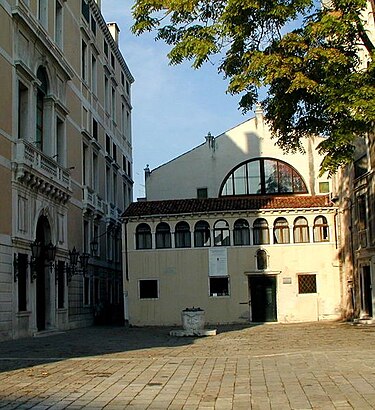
<box><xmin>220</xmin><ymin>158</ymin><xmax>307</xmax><ymax>196</ymax></box>
<box><xmin>136</xmin><ymin>223</ymin><xmax>152</xmax><ymax>249</ymax></box>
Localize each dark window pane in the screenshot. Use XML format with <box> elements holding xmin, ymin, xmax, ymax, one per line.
<box><xmin>247</xmin><ymin>161</ymin><xmax>262</xmax><ymax>194</ymax></box>
<box><xmin>156</xmin><ymin>223</ymin><xmax>171</xmax><ymax>249</ymax></box>
<box><xmin>234</xmin><ymin>219</ymin><xmax>250</xmax><ymax>245</ymax></box>
<box><xmin>17</xmin><ymin>253</ymin><xmax>28</xmax><ymax>312</ymax></box>
<box><xmin>210</xmin><ymin>277</ymin><xmax>229</xmax><ymax>296</ymax></box>
<box><xmin>256</xmin><ymin>250</ymin><xmax>268</xmax><ymax>270</ymax></box>
<box><xmin>278</xmin><ymin>162</ymin><xmax>293</xmax><ymax>192</ymax></box>
<box><xmin>264</xmin><ymin>160</ymin><xmax>278</xmax><ymax>194</ymax></box>
<box><xmin>214</xmin><ymin>220</ymin><xmax>230</xmax><ymax>246</ymax></box>
<box><xmin>194</xmin><ymin>221</ymin><xmax>210</xmax><ymax>247</ymax></box>
<box><xmin>139</xmin><ymin>280</ymin><xmax>158</xmax><ymax>299</ymax></box>
<box><xmin>136</xmin><ymin>223</ymin><xmax>152</xmax><ymax>249</ymax></box>
<box><xmin>175</xmin><ymin>222</ymin><xmax>191</xmax><ymax>248</ymax></box>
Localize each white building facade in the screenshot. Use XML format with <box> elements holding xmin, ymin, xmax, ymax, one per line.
<box><xmin>123</xmin><ymin>111</ymin><xmax>343</xmax><ymax>326</ymax></box>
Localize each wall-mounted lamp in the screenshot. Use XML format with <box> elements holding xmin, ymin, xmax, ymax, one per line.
<box><xmin>66</xmin><ymin>247</ymin><xmax>90</xmax><ymax>282</ymax></box>
<box><xmin>14</xmin><ymin>240</ymin><xmax>56</xmax><ymax>283</ymax></box>
<box><xmin>90</xmin><ymin>240</ymin><xmax>98</xmax><ymax>256</ymax></box>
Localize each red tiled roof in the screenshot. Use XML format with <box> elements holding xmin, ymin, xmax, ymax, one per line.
<box><xmin>122</xmin><ymin>195</ymin><xmax>335</xmax><ymax>218</ymax></box>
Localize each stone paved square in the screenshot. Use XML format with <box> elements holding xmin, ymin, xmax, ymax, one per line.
<box><xmin>0</xmin><ymin>322</ymin><xmax>374</xmax><ymax>409</ymax></box>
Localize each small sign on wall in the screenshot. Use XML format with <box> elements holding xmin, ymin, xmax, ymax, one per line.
<box><xmin>209</xmin><ymin>248</ymin><xmax>228</xmax><ymax>277</ymax></box>
<box><xmin>283</xmin><ymin>277</ymin><xmax>292</xmax><ymax>284</ymax></box>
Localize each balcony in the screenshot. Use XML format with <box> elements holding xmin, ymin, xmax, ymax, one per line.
<box><xmin>13</xmin><ymin>140</ymin><xmax>72</xmax><ymax>204</ymax></box>
<box><xmin>83</xmin><ymin>187</ymin><xmax>105</xmax><ymax>218</ymax></box>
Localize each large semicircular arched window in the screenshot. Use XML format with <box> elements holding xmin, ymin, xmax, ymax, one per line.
<box><xmin>220</xmin><ymin>158</ymin><xmax>308</xmax><ymax>196</ymax></box>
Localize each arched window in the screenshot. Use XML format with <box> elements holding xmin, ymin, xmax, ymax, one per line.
<box><xmin>194</xmin><ymin>221</ymin><xmax>211</xmax><ymax>247</ymax></box>
<box><xmin>175</xmin><ymin>221</ymin><xmax>191</xmax><ymax>248</ymax></box>
<box><xmin>313</xmin><ymin>216</ymin><xmax>329</xmax><ymax>242</ymax></box>
<box><xmin>220</xmin><ymin>158</ymin><xmax>307</xmax><ymax>196</ymax></box>
<box><xmin>36</xmin><ymin>67</ymin><xmax>49</xmax><ymax>151</ymax></box>
<box><xmin>256</xmin><ymin>249</ymin><xmax>268</xmax><ymax>270</ymax></box>
<box><xmin>234</xmin><ymin>219</ymin><xmax>250</xmax><ymax>246</ymax></box>
<box><xmin>253</xmin><ymin>218</ymin><xmax>270</xmax><ymax>245</ymax></box>
<box><xmin>136</xmin><ymin>223</ymin><xmax>152</xmax><ymax>249</ymax></box>
<box><xmin>214</xmin><ymin>220</ymin><xmax>230</xmax><ymax>246</ymax></box>
<box><xmin>293</xmin><ymin>217</ymin><xmax>309</xmax><ymax>243</ymax></box>
<box><xmin>156</xmin><ymin>222</ymin><xmax>171</xmax><ymax>249</ymax></box>
<box><xmin>273</xmin><ymin>218</ymin><xmax>290</xmax><ymax>244</ymax></box>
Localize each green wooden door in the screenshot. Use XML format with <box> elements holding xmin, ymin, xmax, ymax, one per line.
<box><xmin>250</xmin><ymin>275</ymin><xmax>277</xmax><ymax>322</ymax></box>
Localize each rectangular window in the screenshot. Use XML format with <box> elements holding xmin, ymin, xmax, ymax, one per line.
<box><xmin>90</xmin><ymin>15</ymin><xmax>96</xmax><ymax>35</ymax></box>
<box><xmin>113</xmin><ymin>172</ymin><xmax>117</xmax><ymax>203</ymax></box>
<box><xmin>82</xmin><ymin>143</ymin><xmax>89</xmax><ymax>185</ymax></box>
<box><xmin>83</xmin><ymin>220</ymin><xmax>90</xmax><ymax>253</ymax></box>
<box><xmin>57</xmin><ymin>261</ymin><xmax>65</xmax><ymax>309</ymax></box>
<box><xmin>56</xmin><ymin>117</ymin><xmax>64</xmax><ymax>165</ymax></box>
<box><xmin>111</xmin><ymin>87</ymin><xmax>116</xmax><ymax>121</ymax></box>
<box><xmin>38</xmin><ymin>0</ymin><xmax>48</xmax><ymax>27</ymax></box>
<box><xmin>17</xmin><ymin>254</ymin><xmax>28</xmax><ymax>312</ymax></box>
<box><xmin>93</xmin><ymin>224</ymin><xmax>99</xmax><ymax>257</ymax></box>
<box><xmin>81</xmin><ymin>40</ymin><xmax>87</xmax><ymax>81</ymax></box>
<box><xmin>104</xmin><ymin>76</ymin><xmax>109</xmax><ymax>112</ymax></box>
<box><xmin>92</xmin><ymin>118</ymin><xmax>98</xmax><ymax>140</ymax></box>
<box><xmin>319</xmin><ymin>182</ymin><xmax>330</xmax><ymax>193</ymax></box>
<box><xmin>106</xmin><ymin>230</ymin><xmax>113</xmax><ymax>260</ymax></box>
<box><xmin>209</xmin><ymin>277</ymin><xmax>229</xmax><ymax>297</ymax></box>
<box><xmin>106</xmin><ymin>166</ymin><xmax>111</xmax><ymax>202</ymax></box>
<box><xmin>111</xmin><ymin>53</ymin><xmax>115</xmax><ymax>69</ymax></box>
<box><xmin>105</xmin><ymin>134</ymin><xmax>111</xmax><ymax>155</ymax></box>
<box><xmin>197</xmin><ymin>188</ymin><xmax>208</xmax><ymax>199</ymax></box>
<box><xmin>298</xmin><ymin>274</ymin><xmax>317</xmax><ymax>294</ymax></box>
<box><xmin>18</xmin><ymin>82</ymin><xmax>28</xmax><ymax>140</ymax></box>
<box><xmin>113</xmin><ymin>143</ymin><xmax>117</xmax><ymax>163</ymax></box>
<box><xmin>121</xmin><ymin>103</ymin><xmax>126</xmax><ymax>134</ymax></box>
<box><xmin>91</xmin><ymin>54</ymin><xmax>97</xmax><ymax>94</ymax></box>
<box><xmin>104</xmin><ymin>40</ymin><xmax>108</xmax><ymax>57</ymax></box>
<box><xmin>55</xmin><ymin>0</ymin><xmax>63</xmax><ymax>48</ymax></box>
<box><xmin>357</xmin><ymin>194</ymin><xmax>367</xmax><ymax>231</ymax></box>
<box><xmin>81</xmin><ymin>0</ymin><xmax>89</xmax><ymax>22</ymax></box>
<box><xmin>139</xmin><ymin>279</ymin><xmax>158</xmax><ymax>299</ymax></box>
<box><xmin>92</xmin><ymin>152</ymin><xmax>98</xmax><ymax>190</ymax></box>
<box><xmin>354</xmin><ymin>155</ymin><xmax>368</xmax><ymax>179</ymax></box>
<box><xmin>121</xmin><ymin>71</ymin><xmax>125</xmax><ymax>87</ymax></box>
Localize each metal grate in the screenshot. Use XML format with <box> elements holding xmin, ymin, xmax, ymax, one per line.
<box><xmin>298</xmin><ymin>274</ymin><xmax>317</xmax><ymax>294</ymax></box>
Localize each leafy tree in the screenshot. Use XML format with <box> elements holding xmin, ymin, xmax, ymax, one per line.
<box><xmin>132</xmin><ymin>0</ymin><xmax>375</xmax><ymax>174</ymax></box>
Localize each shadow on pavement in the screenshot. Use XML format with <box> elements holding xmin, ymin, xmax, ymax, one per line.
<box><xmin>0</xmin><ymin>323</ymin><xmax>260</xmax><ymax>374</ymax></box>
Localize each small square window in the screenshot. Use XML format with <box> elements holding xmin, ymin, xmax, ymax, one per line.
<box><xmin>139</xmin><ymin>279</ymin><xmax>158</xmax><ymax>299</ymax></box>
<box><xmin>319</xmin><ymin>182</ymin><xmax>330</xmax><ymax>193</ymax></box>
<box><xmin>209</xmin><ymin>277</ymin><xmax>229</xmax><ymax>297</ymax></box>
<box><xmin>197</xmin><ymin>188</ymin><xmax>208</xmax><ymax>199</ymax></box>
<box><xmin>298</xmin><ymin>274</ymin><xmax>317</xmax><ymax>294</ymax></box>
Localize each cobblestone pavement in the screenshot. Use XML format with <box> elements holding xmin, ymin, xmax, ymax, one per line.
<box><xmin>0</xmin><ymin>322</ymin><xmax>375</xmax><ymax>409</ymax></box>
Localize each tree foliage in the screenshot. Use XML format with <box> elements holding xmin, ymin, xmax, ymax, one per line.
<box><xmin>132</xmin><ymin>0</ymin><xmax>375</xmax><ymax>174</ymax></box>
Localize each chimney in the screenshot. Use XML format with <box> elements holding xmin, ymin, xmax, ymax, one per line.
<box><xmin>255</xmin><ymin>103</ymin><xmax>264</xmax><ymax>129</ymax></box>
<box><xmin>107</xmin><ymin>22</ymin><xmax>120</xmax><ymax>45</ymax></box>
<box><xmin>144</xmin><ymin>164</ymin><xmax>151</xmax><ymax>180</ymax></box>
<box><xmin>205</xmin><ymin>132</ymin><xmax>215</xmax><ymax>150</ymax></box>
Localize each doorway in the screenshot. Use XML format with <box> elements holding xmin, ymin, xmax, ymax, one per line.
<box><xmin>360</xmin><ymin>265</ymin><xmax>373</xmax><ymax>318</ymax></box>
<box><xmin>35</xmin><ymin>215</ymin><xmax>52</xmax><ymax>331</ymax></box>
<box><xmin>249</xmin><ymin>275</ymin><xmax>277</xmax><ymax>322</ymax></box>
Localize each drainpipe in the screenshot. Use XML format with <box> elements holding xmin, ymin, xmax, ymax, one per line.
<box><xmin>122</xmin><ymin>218</ymin><xmax>129</xmax><ymax>324</ymax></box>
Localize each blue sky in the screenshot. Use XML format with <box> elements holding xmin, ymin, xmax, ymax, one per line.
<box><xmin>101</xmin><ymin>1</ymin><xmax>248</xmax><ymax>198</ymax></box>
